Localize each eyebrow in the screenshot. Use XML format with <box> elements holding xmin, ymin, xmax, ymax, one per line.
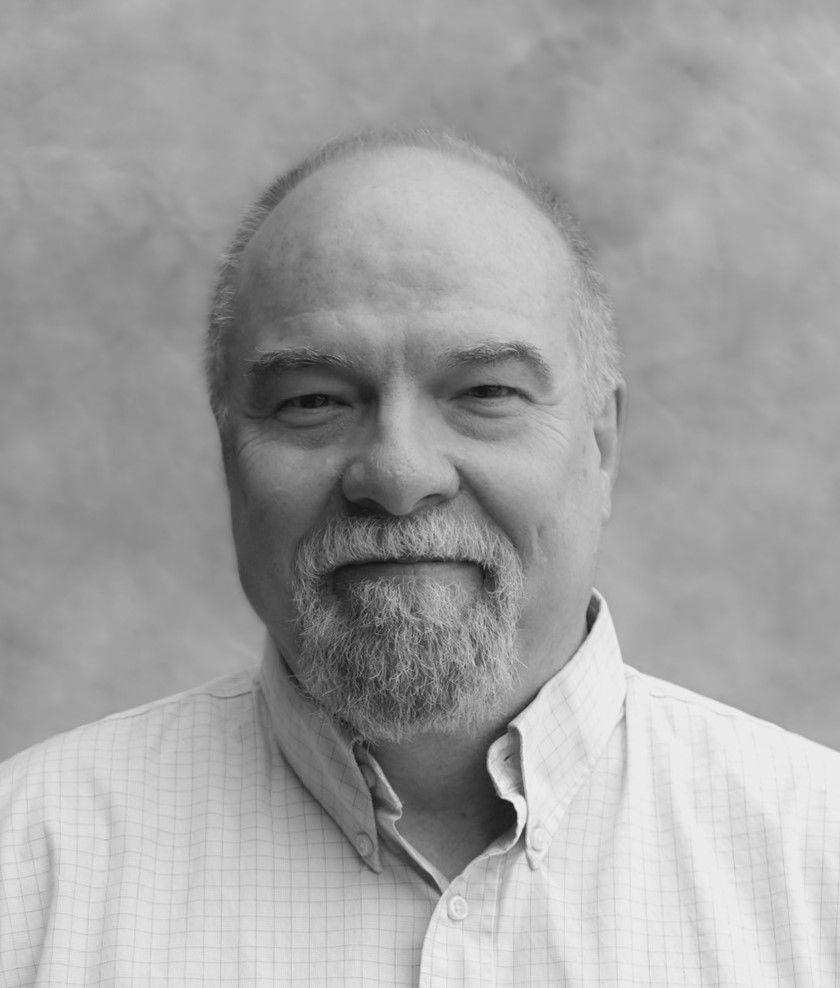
<box><xmin>439</xmin><ymin>341</ymin><xmax>554</xmax><ymax>387</ymax></box>
<box><xmin>245</xmin><ymin>339</ymin><xmax>555</xmax><ymax>387</ymax></box>
<box><xmin>246</xmin><ymin>347</ymin><xmax>359</xmax><ymax>385</ymax></box>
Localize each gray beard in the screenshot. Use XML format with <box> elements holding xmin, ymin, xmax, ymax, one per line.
<box><xmin>290</xmin><ymin>513</ymin><xmax>525</xmax><ymax>743</ymax></box>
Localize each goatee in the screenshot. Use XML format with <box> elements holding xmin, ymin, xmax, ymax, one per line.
<box><xmin>291</xmin><ymin>512</ymin><xmax>524</xmax><ymax>742</ymax></box>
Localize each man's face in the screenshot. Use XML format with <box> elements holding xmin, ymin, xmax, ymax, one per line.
<box><xmin>223</xmin><ymin>148</ymin><xmax>621</xmax><ymax>738</ymax></box>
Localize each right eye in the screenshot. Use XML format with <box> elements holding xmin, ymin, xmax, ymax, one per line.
<box><xmin>279</xmin><ymin>394</ymin><xmax>334</xmax><ymax>410</ymax></box>
<box><xmin>270</xmin><ymin>391</ymin><xmax>351</xmax><ymax>428</ymax></box>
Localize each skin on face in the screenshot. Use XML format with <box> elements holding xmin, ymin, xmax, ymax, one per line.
<box><xmin>224</xmin><ymin>147</ymin><xmax>623</xmax><ymax>711</ymax></box>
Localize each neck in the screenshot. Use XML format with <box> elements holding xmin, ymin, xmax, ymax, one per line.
<box><xmin>372</xmin><ymin>720</ymin><xmax>506</xmax><ymax>814</ymax></box>
<box><xmin>367</xmin><ymin>610</ymin><xmax>592</xmax><ymax>881</ymax></box>
<box><xmin>371</xmin><ymin>719</ymin><xmax>515</xmax><ymax>882</ymax></box>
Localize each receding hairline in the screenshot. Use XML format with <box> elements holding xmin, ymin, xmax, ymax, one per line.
<box><xmin>206</xmin><ymin>127</ymin><xmax>621</xmax><ymax>430</ymax></box>
<box><xmin>243</xmin><ymin>142</ymin><xmax>573</xmax><ymax>263</ymax></box>
<box><xmin>236</xmin><ymin>127</ymin><xmax>599</xmax><ymax>273</ymax></box>
<box><xmin>237</xmin><ymin>143</ymin><xmax>579</xmax><ymax>334</ymax></box>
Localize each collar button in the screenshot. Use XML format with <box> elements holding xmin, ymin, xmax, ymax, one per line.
<box><xmin>355</xmin><ymin>832</ymin><xmax>374</xmax><ymax>856</ymax></box>
<box><xmin>530</xmin><ymin>825</ymin><xmax>549</xmax><ymax>852</ymax></box>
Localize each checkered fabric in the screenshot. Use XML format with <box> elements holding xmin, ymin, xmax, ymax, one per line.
<box><xmin>2</xmin><ymin>595</ymin><xmax>838</xmax><ymax>986</ymax></box>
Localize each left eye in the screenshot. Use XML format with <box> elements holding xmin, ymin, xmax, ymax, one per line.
<box><xmin>272</xmin><ymin>393</ymin><xmax>347</xmax><ymax>422</ymax></box>
<box><xmin>283</xmin><ymin>394</ymin><xmax>334</xmax><ymax>409</ymax></box>
<box><xmin>463</xmin><ymin>385</ymin><xmax>519</xmax><ymax>399</ymax></box>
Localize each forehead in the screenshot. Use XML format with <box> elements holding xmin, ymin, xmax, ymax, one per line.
<box><xmin>235</xmin><ymin>148</ymin><xmax>578</xmax><ymax>365</ymax></box>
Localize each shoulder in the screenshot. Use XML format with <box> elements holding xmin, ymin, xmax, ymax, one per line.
<box><xmin>0</xmin><ymin>670</ymin><xmax>318</xmax><ymax>982</ymax></box>
<box><xmin>626</xmin><ymin>664</ymin><xmax>840</xmax><ymax>758</ymax></box>
<box><xmin>0</xmin><ymin>668</ymin><xmax>261</xmax><ymax>813</ymax></box>
<box><xmin>624</xmin><ymin>665</ymin><xmax>840</xmax><ymax>817</ymax></box>
<box><xmin>0</xmin><ymin>669</ymin><xmax>275</xmax><ymax>940</ymax></box>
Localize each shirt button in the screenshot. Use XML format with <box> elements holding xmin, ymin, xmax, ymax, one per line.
<box><xmin>530</xmin><ymin>826</ymin><xmax>549</xmax><ymax>852</ymax></box>
<box><xmin>355</xmin><ymin>833</ymin><xmax>374</xmax><ymax>856</ymax></box>
<box><xmin>447</xmin><ymin>894</ymin><xmax>469</xmax><ymax>922</ymax></box>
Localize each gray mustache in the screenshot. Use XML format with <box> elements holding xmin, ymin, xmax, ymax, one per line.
<box><xmin>294</xmin><ymin>514</ymin><xmax>517</xmax><ymax>582</ymax></box>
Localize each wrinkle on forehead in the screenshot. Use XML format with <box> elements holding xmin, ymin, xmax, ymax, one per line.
<box><xmin>237</xmin><ymin>147</ymin><xmax>575</xmax><ymax>326</ymax></box>
<box><xmin>234</xmin><ymin>149</ymin><xmax>575</xmax><ymax>378</ymax></box>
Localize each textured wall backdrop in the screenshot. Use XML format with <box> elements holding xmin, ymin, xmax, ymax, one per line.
<box><xmin>3</xmin><ymin>0</ymin><xmax>839</xmax><ymax>758</ymax></box>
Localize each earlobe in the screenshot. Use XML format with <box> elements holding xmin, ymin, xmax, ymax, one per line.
<box><xmin>593</xmin><ymin>382</ymin><xmax>627</xmax><ymax>522</ymax></box>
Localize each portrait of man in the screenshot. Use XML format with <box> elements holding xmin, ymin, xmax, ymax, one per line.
<box><xmin>4</xmin><ymin>4</ymin><xmax>840</xmax><ymax>986</ymax></box>
<box><xmin>2</xmin><ymin>126</ymin><xmax>838</xmax><ymax>986</ymax></box>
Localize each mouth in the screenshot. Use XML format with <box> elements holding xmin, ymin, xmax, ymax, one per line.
<box><xmin>331</xmin><ymin>558</ymin><xmax>486</xmax><ymax>591</ymax></box>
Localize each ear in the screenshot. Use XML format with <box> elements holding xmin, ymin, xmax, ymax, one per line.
<box><xmin>592</xmin><ymin>381</ymin><xmax>627</xmax><ymax>523</ymax></box>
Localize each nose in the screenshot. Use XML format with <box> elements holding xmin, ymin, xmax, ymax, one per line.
<box><xmin>340</xmin><ymin>402</ymin><xmax>459</xmax><ymax>516</ymax></box>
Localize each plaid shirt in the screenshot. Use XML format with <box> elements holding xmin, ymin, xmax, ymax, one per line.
<box><xmin>2</xmin><ymin>594</ymin><xmax>839</xmax><ymax>986</ymax></box>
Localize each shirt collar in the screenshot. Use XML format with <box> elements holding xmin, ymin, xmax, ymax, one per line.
<box><xmin>495</xmin><ymin>591</ymin><xmax>627</xmax><ymax>868</ymax></box>
<box><xmin>257</xmin><ymin>641</ymin><xmax>383</xmax><ymax>872</ymax></box>
<box><xmin>258</xmin><ymin>591</ymin><xmax>626</xmax><ymax>874</ymax></box>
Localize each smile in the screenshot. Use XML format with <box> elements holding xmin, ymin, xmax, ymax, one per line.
<box><xmin>331</xmin><ymin>559</ymin><xmax>485</xmax><ymax>590</ymax></box>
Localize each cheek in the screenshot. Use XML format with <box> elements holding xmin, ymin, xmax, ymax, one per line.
<box><xmin>228</xmin><ymin>445</ymin><xmax>339</xmax><ymax>578</ymax></box>
<box><xmin>477</xmin><ymin>435</ymin><xmax>602</xmax><ymax>571</ymax></box>
<box><xmin>227</xmin><ymin>449</ymin><xmax>343</xmax><ymax>637</ymax></box>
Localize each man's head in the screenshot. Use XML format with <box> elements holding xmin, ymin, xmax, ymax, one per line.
<box><xmin>208</xmin><ymin>129</ymin><xmax>625</xmax><ymax>742</ymax></box>
<box><xmin>207</xmin><ymin>129</ymin><xmax>621</xmax><ymax>431</ymax></box>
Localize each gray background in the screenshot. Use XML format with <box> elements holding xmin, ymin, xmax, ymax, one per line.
<box><xmin>3</xmin><ymin>0</ymin><xmax>839</xmax><ymax>759</ymax></box>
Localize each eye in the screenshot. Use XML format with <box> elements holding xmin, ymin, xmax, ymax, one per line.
<box><xmin>282</xmin><ymin>393</ymin><xmax>333</xmax><ymax>410</ymax></box>
<box><xmin>463</xmin><ymin>384</ymin><xmax>520</xmax><ymax>399</ymax></box>
<box><xmin>272</xmin><ymin>393</ymin><xmax>347</xmax><ymax>422</ymax></box>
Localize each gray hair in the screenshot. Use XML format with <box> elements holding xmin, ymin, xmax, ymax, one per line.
<box><xmin>205</xmin><ymin>128</ymin><xmax>621</xmax><ymax>432</ymax></box>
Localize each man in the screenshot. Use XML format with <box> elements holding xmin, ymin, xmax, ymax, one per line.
<box><xmin>1</xmin><ymin>129</ymin><xmax>838</xmax><ymax>986</ymax></box>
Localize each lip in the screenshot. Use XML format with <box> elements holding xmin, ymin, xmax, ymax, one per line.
<box><xmin>331</xmin><ymin>558</ymin><xmax>485</xmax><ymax>590</ymax></box>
